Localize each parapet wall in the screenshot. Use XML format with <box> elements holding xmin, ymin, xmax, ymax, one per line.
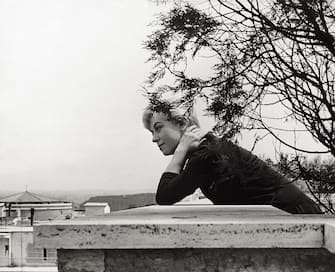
<box><xmin>33</xmin><ymin>205</ymin><xmax>335</xmax><ymax>272</ymax></box>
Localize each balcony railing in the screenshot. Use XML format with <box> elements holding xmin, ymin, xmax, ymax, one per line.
<box><xmin>0</xmin><ymin>256</ymin><xmax>57</xmax><ymax>266</ymax></box>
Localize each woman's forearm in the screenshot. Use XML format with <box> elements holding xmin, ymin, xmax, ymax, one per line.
<box><xmin>165</xmin><ymin>148</ymin><xmax>188</xmax><ymax>174</ymax></box>
<box><xmin>165</xmin><ymin>125</ymin><xmax>204</xmax><ymax>173</ymax></box>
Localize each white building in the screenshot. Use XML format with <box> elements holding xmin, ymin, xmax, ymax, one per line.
<box><xmin>84</xmin><ymin>202</ymin><xmax>110</xmax><ymax>216</ymax></box>
<box><xmin>0</xmin><ymin>190</ymin><xmax>73</xmax><ymax>271</ymax></box>
<box><xmin>0</xmin><ymin>226</ymin><xmax>57</xmax><ymax>269</ymax></box>
<box><xmin>0</xmin><ymin>190</ymin><xmax>72</xmax><ymax>224</ymax></box>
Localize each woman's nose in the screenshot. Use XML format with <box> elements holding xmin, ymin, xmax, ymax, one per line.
<box><xmin>152</xmin><ymin>133</ymin><xmax>159</xmax><ymax>143</ymax></box>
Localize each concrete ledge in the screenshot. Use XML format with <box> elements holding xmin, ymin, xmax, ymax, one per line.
<box><xmin>34</xmin><ymin>205</ymin><xmax>335</xmax><ymax>251</ymax></box>
<box><xmin>33</xmin><ymin>205</ymin><xmax>335</xmax><ymax>272</ymax></box>
<box><xmin>35</xmin><ymin>223</ymin><xmax>324</xmax><ymax>249</ymax></box>
<box><xmin>325</xmin><ymin>223</ymin><xmax>335</xmax><ymax>253</ymax></box>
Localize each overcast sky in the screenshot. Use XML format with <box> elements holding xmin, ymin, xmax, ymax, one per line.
<box><xmin>0</xmin><ymin>0</ymin><xmax>326</xmax><ymax>193</ymax></box>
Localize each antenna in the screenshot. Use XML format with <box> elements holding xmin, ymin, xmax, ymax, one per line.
<box><xmin>25</xmin><ymin>185</ymin><xmax>28</xmax><ymax>192</ymax></box>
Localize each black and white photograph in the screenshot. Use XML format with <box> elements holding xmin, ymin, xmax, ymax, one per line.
<box><xmin>0</xmin><ymin>0</ymin><xmax>334</xmax><ymax>271</ymax></box>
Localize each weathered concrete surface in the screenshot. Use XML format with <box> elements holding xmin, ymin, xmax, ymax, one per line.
<box><xmin>35</xmin><ymin>222</ymin><xmax>324</xmax><ymax>249</ymax></box>
<box><xmin>33</xmin><ymin>205</ymin><xmax>335</xmax><ymax>271</ymax></box>
<box><xmin>58</xmin><ymin>250</ymin><xmax>104</xmax><ymax>272</ymax></box>
<box><xmin>58</xmin><ymin>248</ymin><xmax>335</xmax><ymax>272</ymax></box>
<box><xmin>104</xmin><ymin>248</ymin><xmax>335</xmax><ymax>272</ymax></box>
<box><xmin>34</xmin><ymin>205</ymin><xmax>334</xmax><ymax>250</ymax></box>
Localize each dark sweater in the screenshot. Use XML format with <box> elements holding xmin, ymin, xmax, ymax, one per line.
<box><xmin>156</xmin><ymin>133</ymin><xmax>322</xmax><ymax>214</ymax></box>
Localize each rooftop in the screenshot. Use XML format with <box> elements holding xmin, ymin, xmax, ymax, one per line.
<box><xmin>84</xmin><ymin>202</ymin><xmax>109</xmax><ymax>207</ymax></box>
<box><xmin>0</xmin><ymin>190</ymin><xmax>66</xmax><ymax>204</ymax></box>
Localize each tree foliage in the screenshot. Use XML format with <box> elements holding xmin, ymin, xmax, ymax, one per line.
<box><xmin>267</xmin><ymin>154</ymin><xmax>335</xmax><ymax>213</ymax></box>
<box><xmin>144</xmin><ymin>0</ymin><xmax>335</xmax><ymax>155</ymax></box>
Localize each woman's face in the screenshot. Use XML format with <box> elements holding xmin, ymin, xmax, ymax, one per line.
<box><xmin>149</xmin><ymin>112</ymin><xmax>183</xmax><ymax>155</ymax></box>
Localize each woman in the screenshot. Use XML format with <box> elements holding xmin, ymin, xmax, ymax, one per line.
<box><xmin>143</xmin><ymin>104</ymin><xmax>323</xmax><ymax>214</ymax></box>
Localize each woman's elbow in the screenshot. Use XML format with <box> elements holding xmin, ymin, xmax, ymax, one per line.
<box><xmin>155</xmin><ymin>193</ymin><xmax>175</xmax><ymax>205</ymax></box>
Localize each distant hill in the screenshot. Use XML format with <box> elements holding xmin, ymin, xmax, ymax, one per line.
<box><xmin>79</xmin><ymin>193</ymin><xmax>156</xmax><ymax>211</ymax></box>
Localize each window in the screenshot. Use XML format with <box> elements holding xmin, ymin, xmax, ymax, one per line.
<box><xmin>43</xmin><ymin>248</ymin><xmax>47</xmax><ymax>261</ymax></box>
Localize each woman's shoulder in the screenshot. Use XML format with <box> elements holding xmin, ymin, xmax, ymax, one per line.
<box><xmin>185</xmin><ymin>132</ymin><xmax>230</xmax><ymax>174</ymax></box>
<box><xmin>190</xmin><ymin>132</ymin><xmax>222</xmax><ymax>160</ymax></box>
<box><xmin>198</xmin><ymin>132</ymin><xmax>233</xmax><ymax>153</ymax></box>
<box><xmin>196</xmin><ymin>132</ymin><xmax>251</xmax><ymax>163</ymax></box>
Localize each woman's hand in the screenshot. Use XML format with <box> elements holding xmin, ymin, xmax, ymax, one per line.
<box><xmin>165</xmin><ymin>125</ymin><xmax>206</xmax><ymax>174</ymax></box>
<box><xmin>175</xmin><ymin>125</ymin><xmax>206</xmax><ymax>154</ymax></box>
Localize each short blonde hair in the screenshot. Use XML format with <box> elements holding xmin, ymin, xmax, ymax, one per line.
<box><xmin>142</xmin><ymin>104</ymin><xmax>200</xmax><ymax>131</ymax></box>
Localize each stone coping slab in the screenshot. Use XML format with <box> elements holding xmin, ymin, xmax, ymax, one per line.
<box><xmin>33</xmin><ymin>205</ymin><xmax>335</xmax><ymax>253</ymax></box>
